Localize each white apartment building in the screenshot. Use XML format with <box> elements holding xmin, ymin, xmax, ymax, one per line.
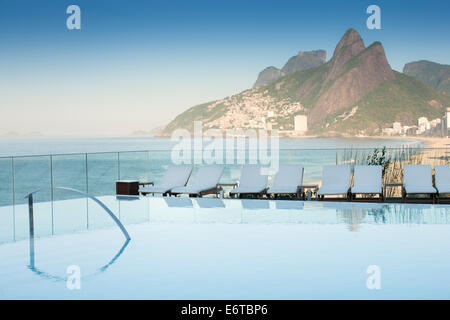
<box><xmin>393</xmin><ymin>122</ymin><xmax>402</xmax><ymax>134</ymax></box>
<box><xmin>294</xmin><ymin>115</ymin><xmax>308</xmax><ymax>133</ymax></box>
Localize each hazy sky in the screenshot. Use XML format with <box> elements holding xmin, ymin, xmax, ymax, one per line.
<box><xmin>1</xmin><ymin>0</ymin><xmax>449</xmax><ymax>136</ymax></box>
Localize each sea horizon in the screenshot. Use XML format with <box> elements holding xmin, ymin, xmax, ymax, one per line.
<box><xmin>0</xmin><ymin>135</ymin><xmax>425</xmax><ymax>157</ymax></box>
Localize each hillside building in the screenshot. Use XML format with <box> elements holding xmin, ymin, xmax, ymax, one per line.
<box><xmin>294</xmin><ymin>115</ymin><xmax>308</xmax><ymax>133</ymax></box>
<box><xmin>392</xmin><ymin>122</ymin><xmax>402</xmax><ymax>134</ymax></box>
<box><xmin>443</xmin><ymin>108</ymin><xmax>450</xmax><ymax>137</ymax></box>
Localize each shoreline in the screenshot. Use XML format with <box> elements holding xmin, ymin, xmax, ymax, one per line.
<box><xmin>413</xmin><ymin>136</ymin><xmax>450</xmax><ymax>149</ymax></box>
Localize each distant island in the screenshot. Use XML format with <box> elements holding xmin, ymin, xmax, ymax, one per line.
<box><xmin>158</xmin><ymin>28</ymin><xmax>450</xmax><ymax>137</ymax></box>
<box><xmin>1</xmin><ymin>131</ymin><xmax>44</xmax><ymax>137</ymax></box>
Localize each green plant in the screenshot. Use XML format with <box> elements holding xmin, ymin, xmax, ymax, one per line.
<box><xmin>366</xmin><ymin>147</ymin><xmax>391</xmax><ymax>175</ymax></box>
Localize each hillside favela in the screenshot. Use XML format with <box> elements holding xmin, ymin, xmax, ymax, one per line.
<box><xmin>160</xmin><ymin>28</ymin><xmax>450</xmax><ymax>140</ymax></box>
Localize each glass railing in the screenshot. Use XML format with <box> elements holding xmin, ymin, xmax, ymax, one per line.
<box><xmin>0</xmin><ymin>147</ymin><xmax>449</xmax><ymax>207</ymax></box>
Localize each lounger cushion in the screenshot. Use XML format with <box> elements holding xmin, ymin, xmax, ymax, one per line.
<box><xmin>436</xmin><ymin>186</ymin><xmax>450</xmax><ymax>194</ymax></box>
<box><xmin>230</xmin><ymin>186</ymin><xmax>267</xmax><ymax>194</ymax></box>
<box><xmin>404</xmin><ymin>165</ymin><xmax>435</xmax><ymax>194</ymax></box>
<box><xmin>189</xmin><ymin>166</ymin><xmax>224</xmax><ymax>188</ymax></box>
<box><xmin>139</xmin><ymin>185</ymin><xmax>173</xmax><ymax>194</ymax></box>
<box><xmin>171</xmin><ymin>166</ymin><xmax>224</xmax><ymax>195</ymax></box>
<box><xmin>171</xmin><ymin>186</ymin><xmax>215</xmax><ymax>195</ymax></box>
<box><xmin>351</xmin><ymin>165</ymin><xmax>382</xmax><ymax>194</ymax></box>
<box><xmin>140</xmin><ymin>165</ymin><xmax>193</xmax><ymax>195</ymax></box>
<box><xmin>351</xmin><ymin>185</ymin><xmax>382</xmax><ymax>194</ymax></box>
<box><xmin>271</xmin><ymin>164</ymin><xmax>304</xmax><ymax>188</ymax></box>
<box><xmin>266</xmin><ymin>165</ymin><xmax>304</xmax><ymax>195</ymax></box>
<box><xmin>237</xmin><ymin>165</ymin><xmax>268</xmax><ymax>188</ymax></box>
<box><xmin>404</xmin><ymin>186</ymin><xmax>437</xmax><ymax>194</ymax></box>
<box><xmin>160</xmin><ymin>165</ymin><xmax>193</xmax><ymax>187</ymax></box>
<box><xmin>266</xmin><ymin>186</ymin><xmax>299</xmax><ymax>194</ymax></box>
<box><xmin>318</xmin><ymin>165</ymin><xmax>351</xmax><ymax>196</ymax></box>
<box><xmin>317</xmin><ymin>186</ymin><xmax>350</xmax><ymax>195</ymax></box>
<box><xmin>435</xmin><ymin>165</ymin><xmax>450</xmax><ymax>194</ymax></box>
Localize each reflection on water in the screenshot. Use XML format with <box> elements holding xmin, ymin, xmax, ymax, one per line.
<box><xmin>1</xmin><ymin>196</ymin><xmax>450</xmax><ymax>245</ymax></box>
<box><xmin>164</xmin><ymin>197</ymin><xmax>193</xmax><ymax>208</ymax></box>
<box><xmin>242</xmin><ymin>199</ymin><xmax>271</xmax><ymax>210</ymax></box>
<box><xmin>340</xmin><ymin>209</ymin><xmax>368</xmax><ymax>232</ymax></box>
<box><xmin>2</xmin><ymin>195</ymin><xmax>450</xmax><ymax>299</ymax></box>
<box><xmin>196</xmin><ymin>198</ymin><xmax>225</xmax><ymax>208</ymax></box>
<box><xmin>28</xmin><ymin>237</ymin><xmax>130</xmax><ymax>282</ymax></box>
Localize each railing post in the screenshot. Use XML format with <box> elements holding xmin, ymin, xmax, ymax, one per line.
<box><xmin>11</xmin><ymin>157</ymin><xmax>16</xmax><ymax>241</ymax></box>
<box><xmin>11</xmin><ymin>157</ymin><xmax>15</xmax><ymax>206</ymax></box>
<box><xmin>117</xmin><ymin>152</ymin><xmax>121</xmax><ymax>180</ymax></box>
<box><xmin>28</xmin><ymin>193</ymin><xmax>35</xmax><ymax>268</ymax></box>
<box><xmin>28</xmin><ymin>194</ymin><xmax>34</xmax><ymax>238</ymax></box>
<box><xmin>50</xmin><ymin>155</ymin><xmax>54</xmax><ymax>201</ymax></box>
<box><xmin>85</xmin><ymin>153</ymin><xmax>89</xmax><ymax>194</ymax></box>
<box><xmin>85</xmin><ymin>153</ymin><xmax>89</xmax><ymax>230</ymax></box>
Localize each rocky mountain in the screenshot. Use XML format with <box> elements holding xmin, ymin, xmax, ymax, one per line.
<box><xmin>253</xmin><ymin>67</ymin><xmax>285</xmax><ymax>87</ymax></box>
<box><xmin>253</xmin><ymin>50</ymin><xmax>326</xmax><ymax>87</ymax></box>
<box><xmin>160</xmin><ymin>28</ymin><xmax>450</xmax><ymax>136</ymax></box>
<box><xmin>281</xmin><ymin>50</ymin><xmax>326</xmax><ymax>74</ymax></box>
<box><xmin>403</xmin><ymin>60</ymin><xmax>450</xmax><ymax>93</ymax></box>
<box><xmin>292</xmin><ymin>29</ymin><xmax>396</xmax><ymax>122</ymax></box>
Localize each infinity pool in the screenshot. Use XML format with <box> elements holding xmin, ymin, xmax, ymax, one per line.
<box><xmin>1</xmin><ymin>196</ymin><xmax>450</xmax><ymax>299</ymax></box>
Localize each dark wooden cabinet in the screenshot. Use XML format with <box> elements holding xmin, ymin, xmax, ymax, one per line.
<box><xmin>116</xmin><ymin>180</ymin><xmax>139</xmax><ymax>195</ymax></box>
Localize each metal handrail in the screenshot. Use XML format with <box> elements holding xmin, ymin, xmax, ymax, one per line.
<box><xmin>0</xmin><ymin>144</ymin><xmax>432</xmax><ymax>159</ymax></box>
<box><xmin>25</xmin><ymin>187</ymin><xmax>131</xmax><ymax>241</ymax></box>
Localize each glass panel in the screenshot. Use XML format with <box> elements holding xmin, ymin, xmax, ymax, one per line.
<box><xmin>52</xmin><ymin>198</ymin><xmax>88</xmax><ymax>235</ymax></box>
<box><xmin>52</xmin><ymin>154</ymin><xmax>87</xmax><ymax>201</ymax></box>
<box><xmin>13</xmin><ymin>201</ymin><xmax>53</xmax><ymax>240</ymax></box>
<box><xmin>13</xmin><ymin>156</ymin><xmax>51</xmax><ymax>205</ymax></box>
<box><xmin>86</xmin><ymin>196</ymin><xmax>119</xmax><ymax>230</ymax></box>
<box><xmin>0</xmin><ymin>204</ymin><xmax>14</xmax><ymax>244</ymax></box>
<box><xmin>118</xmin><ymin>151</ymin><xmax>149</xmax><ymax>182</ymax></box>
<box><xmin>280</xmin><ymin>149</ymin><xmax>336</xmax><ymax>184</ymax></box>
<box><xmin>117</xmin><ymin>197</ymin><xmax>149</xmax><ymax>225</ymax></box>
<box><xmin>0</xmin><ymin>157</ymin><xmax>13</xmax><ymax>207</ymax></box>
<box><xmin>87</xmin><ymin>153</ymin><xmax>119</xmax><ymax>197</ymax></box>
<box><xmin>148</xmin><ymin>150</ymin><xmax>172</xmax><ymax>184</ymax></box>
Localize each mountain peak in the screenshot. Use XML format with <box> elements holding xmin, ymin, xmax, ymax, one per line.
<box><xmin>333</xmin><ymin>28</ymin><xmax>365</xmax><ymax>59</ymax></box>
<box><xmin>253</xmin><ymin>66</ymin><xmax>285</xmax><ymax>87</ymax></box>
<box><xmin>326</xmin><ymin>28</ymin><xmax>366</xmax><ymax>82</ymax></box>
<box><xmin>253</xmin><ymin>50</ymin><xmax>326</xmax><ymax>87</ymax></box>
<box><xmin>281</xmin><ymin>50</ymin><xmax>327</xmax><ymax>74</ymax></box>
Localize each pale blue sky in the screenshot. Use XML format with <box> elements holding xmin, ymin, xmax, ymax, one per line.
<box><xmin>1</xmin><ymin>0</ymin><xmax>449</xmax><ymax>135</ymax></box>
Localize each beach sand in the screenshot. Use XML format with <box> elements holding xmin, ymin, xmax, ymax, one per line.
<box><xmin>418</xmin><ymin>137</ymin><xmax>450</xmax><ymax>149</ymax></box>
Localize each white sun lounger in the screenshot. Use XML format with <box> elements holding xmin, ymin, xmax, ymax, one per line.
<box><xmin>266</xmin><ymin>164</ymin><xmax>304</xmax><ymax>199</ymax></box>
<box><xmin>402</xmin><ymin>164</ymin><xmax>437</xmax><ymax>203</ymax></box>
<box><xmin>229</xmin><ymin>165</ymin><xmax>268</xmax><ymax>198</ymax></box>
<box><xmin>351</xmin><ymin>165</ymin><xmax>383</xmax><ymax>201</ymax></box>
<box><xmin>139</xmin><ymin>165</ymin><xmax>193</xmax><ymax>196</ymax></box>
<box><xmin>171</xmin><ymin>166</ymin><xmax>224</xmax><ymax>197</ymax></box>
<box><xmin>432</xmin><ymin>165</ymin><xmax>450</xmax><ymax>203</ymax></box>
<box><xmin>317</xmin><ymin>165</ymin><xmax>351</xmax><ymax>200</ymax></box>
<box><xmin>435</xmin><ymin>165</ymin><xmax>450</xmax><ymax>194</ymax></box>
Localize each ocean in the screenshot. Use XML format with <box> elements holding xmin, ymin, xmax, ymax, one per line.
<box><xmin>0</xmin><ymin>136</ymin><xmax>422</xmax><ymax>206</ymax></box>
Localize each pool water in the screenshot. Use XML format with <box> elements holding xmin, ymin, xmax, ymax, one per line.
<box><xmin>0</xmin><ymin>196</ymin><xmax>450</xmax><ymax>299</ymax></box>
